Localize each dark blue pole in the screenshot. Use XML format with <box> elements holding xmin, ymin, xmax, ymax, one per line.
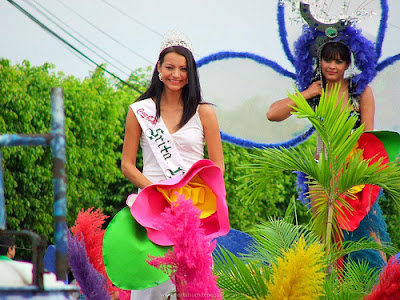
<box><xmin>0</xmin><ymin>151</ymin><xmax>5</xmax><ymax>230</ymax></box>
<box><xmin>50</xmin><ymin>87</ymin><xmax>68</xmax><ymax>282</ymax></box>
<box><xmin>0</xmin><ymin>134</ymin><xmax>50</xmax><ymax>147</ymax></box>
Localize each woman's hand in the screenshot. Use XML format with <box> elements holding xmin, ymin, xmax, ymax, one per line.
<box><xmin>302</xmin><ymin>80</ymin><xmax>322</xmax><ymax>100</ymax></box>
<box><xmin>267</xmin><ymin>81</ymin><xmax>322</xmax><ymax>121</ymax></box>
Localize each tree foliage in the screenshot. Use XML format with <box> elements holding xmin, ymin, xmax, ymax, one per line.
<box><xmin>0</xmin><ymin>59</ymin><xmax>398</xmax><ymax>261</ymax></box>
<box><xmin>219</xmin><ymin>142</ymin><xmax>310</xmax><ymax>231</ymax></box>
<box><xmin>0</xmin><ymin>59</ymin><xmax>138</xmax><ymax>251</ymax></box>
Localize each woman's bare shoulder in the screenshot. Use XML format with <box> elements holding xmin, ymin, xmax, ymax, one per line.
<box><xmin>198</xmin><ymin>103</ymin><xmax>217</xmax><ymax>117</ymax></box>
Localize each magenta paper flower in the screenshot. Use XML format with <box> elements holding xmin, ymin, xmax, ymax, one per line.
<box><xmin>129</xmin><ymin>159</ymin><xmax>230</xmax><ymax>246</ymax></box>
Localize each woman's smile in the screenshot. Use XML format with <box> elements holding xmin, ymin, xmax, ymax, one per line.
<box><xmin>158</xmin><ymin>52</ymin><xmax>189</xmax><ymax>92</ymax></box>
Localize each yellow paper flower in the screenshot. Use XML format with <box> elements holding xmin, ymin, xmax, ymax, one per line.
<box><xmin>156</xmin><ymin>174</ymin><xmax>217</xmax><ymax>218</ymax></box>
<box><xmin>266</xmin><ymin>236</ymin><xmax>326</xmax><ymax>300</ymax></box>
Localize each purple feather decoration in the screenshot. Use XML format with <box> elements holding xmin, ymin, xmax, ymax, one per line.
<box><xmin>294</xmin><ymin>171</ymin><xmax>310</xmax><ymax>207</ymax></box>
<box><xmin>67</xmin><ymin>231</ymin><xmax>111</xmax><ymax>300</ymax></box>
<box><xmin>343</xmin><ymin>26</ymin><xmax>377</xmax><ymax>94</ymax></box>
<box><xmin>293</xmin><ymin>26</ymin><xmax>316</xmax><ymax>91</ymax></box>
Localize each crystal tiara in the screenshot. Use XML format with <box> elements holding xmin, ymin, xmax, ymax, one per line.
<box><xmin>159</xmin><ymin>30</ymin><xmax>194</xmax><ymax>53</ymax></box>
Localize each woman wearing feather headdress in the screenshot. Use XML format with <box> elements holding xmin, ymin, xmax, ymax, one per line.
<box><xmin>267</xmin><ymin>41</ymin><xmax>375</xmax><ymax>133</ymax></box>
<box><xmin>266</xmin><ymin>1</ymin><xmax>391</xmax><ymax>268</ymax></box>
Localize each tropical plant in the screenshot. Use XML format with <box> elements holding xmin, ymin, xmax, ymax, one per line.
<box><xmin>213</xmin><ymin>204</ymin><xmax>396</xmax><ymax>299</ymax></box>
<box><xmin>213</xmin><ymin>214</ymin><xmax>393</xmax><ymax>299</ymax></box>
<box><xmin>242</xmin><ymin>84</ymin><xmax>400</xmax><ymax>254</ymax></box>
<box><xmin>217</xmin><ymin>142</ymin><xmax>309</xmax><ymax>232</ymax></box>
<box><xmin>213</xmin><ymin>84</ymin><xmax>400</xmax><ymax>298</ymax></box>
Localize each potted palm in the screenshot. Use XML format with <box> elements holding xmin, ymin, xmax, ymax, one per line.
<box><xmin>214</xmin><ymin>85</ymin><xmax>400</xmax><ymax>299</ymax></box>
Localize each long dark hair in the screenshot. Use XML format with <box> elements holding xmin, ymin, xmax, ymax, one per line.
<box><xmin>137</xmin><ymin>46</ymin><xmax>202</xmax><ymax>128</ymax></box>
<box><xmin>0</xmin><ymin>234</ymin><xmax>15</xmax><ymax>256</ymax></box>
<box><xmin>313</xmin><ymin>41</ymin><xmax>352</xmax><ymax>87</ymax></box>
<box><xmin>308</xmin><ymin>41</ymin><xmax>352</xmax><ymax>108</ymax></box>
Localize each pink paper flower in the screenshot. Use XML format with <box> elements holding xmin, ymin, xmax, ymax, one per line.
<box><xmin>129</xmin><ymin>159</ymin><xmax>230</xmax><ymax>246</ymax></box>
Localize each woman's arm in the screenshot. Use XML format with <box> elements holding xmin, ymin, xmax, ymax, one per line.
<box><xmin>198</xmin><ymin>104</ymin><xmax>225</xmax><ymax>174</ymax></box>
<box><xmin>267</xmin><ymin>81</ymin><xmax>322</xmax><ymax>121</ymax></box>
<box><xmin>359</xmin><ymin>85</ymin><xmax>375</xmax><ymax>131</ymax></box>
<box><xmin>121</xmin><ymin>108</ymin><xmax>153</xmax><ymax>189</ymax></box>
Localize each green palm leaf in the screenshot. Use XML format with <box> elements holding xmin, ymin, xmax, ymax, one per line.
<box><xmin>324</xmin><ymin>260</ymin><xmax>379</xmax><ymax>300</ymax></box>
<box><xmin>245</xmin><ymin>218</ymin><xmax>318</xmax><ymax>265</ymax></box>
<box><xmin>241</xmin><ymin>83</ymin><xmax>400</xmax><ymax>253</ymax></box>
<box><xmin>213</xmin><ymin>247</ymin><xmax>270</xmax><ymax>299</ymax></box>
<box><xmin>329</xmin><ymin>238</ymin><xmax>398</xmax><ymax>263</ymax></box>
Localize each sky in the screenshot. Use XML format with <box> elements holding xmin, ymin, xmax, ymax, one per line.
<box><xmin>2</xmin><ymin>0</ymin><xmax>398</xmax><ymax>79</ymax></box>
<box><xmin>1</xmin><ymin>0</ymin><xmax>399</xmax><ymax>143</ymax></box>
<box><xmin>0</xmin><ymin>0</ymin><xmax>294</xmax><ymax>78</ymax></box>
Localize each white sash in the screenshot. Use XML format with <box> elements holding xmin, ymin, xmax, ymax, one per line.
<box><xmin>132</xmin><ymin>99</ymin><xmax>187</xmax><ymax>179</ymax></box>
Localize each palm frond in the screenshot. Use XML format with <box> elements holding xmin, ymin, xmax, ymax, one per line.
<box><xmin>329</xmin><ymin>238</ymin><xmax>398</xmax><ymax>262</ymax></box>
<box><xmin>282</xmin><ymin>195</ymin><xmax>301</xmax><ymax>225</ymax></box>
<box><xmin>324</xmin><ymin>260</ymin><xmax>380</xmax><ymax>300</ymax></box>
<box><xmin>241</xmin><ymin>83</ymin><xmax>400</xmax><ymax>251</ymax></box>
<box><xmin>289</xmin><ymin>85</ymin><xmax>358</xmax><ymax>154</ymax></box>
<box><xmin>343</xmin><ymin>260</ymin><xmax>379</xmax><ymax>295</ymax></box>
<box><xmin>213</xmin><ymin>246</ymin><xmax>270</xmax><ymax>299</ymax></box>
<box><xmin>240</xmin><ymin>146</ymin><xmax>318</xmax><ymax>204</ymax></box>
<box><xmin>245</xmin><ymin>218</ymin><xmax>319</xmax><ymax>265</ymax></box>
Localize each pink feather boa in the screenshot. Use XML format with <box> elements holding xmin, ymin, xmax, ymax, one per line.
<box><xmin>147</xmin><ymin>195</ymin><xmax>222</xmax><ymax>299</ymax></box>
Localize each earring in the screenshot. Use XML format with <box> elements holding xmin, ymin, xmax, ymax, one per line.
<box><xmin>158</xmin><ymin>73</ymin><xmax>163</xmax><ymax>82</ymax></box>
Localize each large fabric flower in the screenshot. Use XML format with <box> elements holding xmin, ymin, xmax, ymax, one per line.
<box><xmin>337</xmin><ymin>131</ymin><xmax>397</xmax><ymax>231</ymax></box>
<box><xmin>129</xmin><ymin>159</ymin><xmax>230</xmax><ymax>246</ymax></box>
<box><xmin>156</xmin><ymin>174</ymin><xmax>217</xmax><ymax>219</ymax></box>
<box><xmin>103</xmin><ymin>206</ymin><xmax>171</xmax><ymax>290</ymax></box>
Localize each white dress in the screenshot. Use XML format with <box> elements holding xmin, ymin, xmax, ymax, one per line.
<box><xmin>131</xmin><ymin>98</ymin><xmax>205</xmax><ymax>183</ymax></box>
<box><xmin>129</xmin><ymin>99</ymin><xmax>205</xmax><ymax>300</ymax></box>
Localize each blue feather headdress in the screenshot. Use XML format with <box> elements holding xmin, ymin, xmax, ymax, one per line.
<box><xmin>293</xmin><ymin>24</ymin><xmax>377</xmax><ymax>95</ymax></box>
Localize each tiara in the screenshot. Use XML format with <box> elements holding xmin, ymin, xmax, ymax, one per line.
<box><xmin>159</xmin><ymin>30</ymin><xmax>194</xmax><ymax>53</ymax></box>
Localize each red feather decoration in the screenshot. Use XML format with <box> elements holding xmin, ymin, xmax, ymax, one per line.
<box><xmin>71</xmin><ymin>207</ymin><xmax>130</xmax><ymax>300</ymax></box>
<box><xmin>365</xmin><ymin>254</ymin><xmax>400</xmax><ymax>300</ymax></box>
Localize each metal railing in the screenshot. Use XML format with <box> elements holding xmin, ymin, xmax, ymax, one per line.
<box><xmin>0</xmin><ymin>88</ymin><xmax>68</xmax><ymax>285</ymax></box>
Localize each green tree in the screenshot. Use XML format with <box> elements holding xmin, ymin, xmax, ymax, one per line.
<box><xmin>1</xmin><ymin>59</ymin><xmax>60</xmax><ymax>241</ymax></box>
<box><xmin>1</xmin><ymin>58</ymin><xmax>399</xmax><ymax>264</ymax></box>
<box><xmin>0</xmin><ymin>60</ymin><xmax>140</xmax><ymax>252</ymax></box>
<box><xmin>244</xmin><ymin>85</ymin><xmax>400</xmax><ymax>257</ymax></box>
